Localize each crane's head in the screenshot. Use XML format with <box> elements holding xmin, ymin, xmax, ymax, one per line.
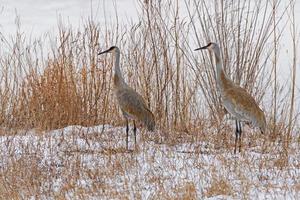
<box><xmin>194</xmin><ymin>42</ymin><xmax>218</xmax><ymax>51</ymax></box>
<box><xmin>98</xmin><ymin>46</ymin><xmax>119</xmax><ymax>55</ymax></box>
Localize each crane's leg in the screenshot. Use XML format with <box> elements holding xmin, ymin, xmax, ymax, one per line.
<box><xmin>238</xmin><ymin>121</ymin><xmax>242</xmax><ymax>153</ymax></box>
<box><xmin>133</xmin><ymin>120</ymin><xmax>137</xmax><ymax>149</ymax></box>
<box><xmin>234</xmin><ymin>120</ymin><xmax>239</xmax><ymax>154</ymax></box>
<box><xmin>125</xmin><ymin>118</ymin><xmax>129</xmax><ymax>150</ymax></box>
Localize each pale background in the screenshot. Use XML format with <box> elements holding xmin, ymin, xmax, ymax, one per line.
<box><xmin>0</xmin><ymin>0</ymin><xmax>299</xmax><ymax>91</ymax></box>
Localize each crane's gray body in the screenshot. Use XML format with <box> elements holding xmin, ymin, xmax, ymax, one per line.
<box><xmin>195</xmin><ymin>43</ymin><xmax>266</xmax><ymax>153</ymax></box>
<box><xmin>98</xmin><ymin>46</ymin><xmax>155</xmax><ymax>149</ymax></box>
<box><xmin>114</xmin><ymin>79</ymin><xmax>155</xmax><ymax>131</ymax></box>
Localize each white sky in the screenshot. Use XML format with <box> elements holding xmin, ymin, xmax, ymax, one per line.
<box><xmin>0</xmin><ymin>0</ymin><xmax>138</xmax><ymax>37</ymax></box>
<box><xmin>0</xmin><ymin>0</ymin><xmax>299</xmax><ymax>94</ymax></box>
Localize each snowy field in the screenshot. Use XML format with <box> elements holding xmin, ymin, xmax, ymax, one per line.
<box><xmin>0</xmin><ymin>125</ymin><xmax>299</xmax><ymax>199</ymax></box>
<box><xmin>0</xmin><ymin>0</ymin><xmax>299</xmax><ymax>199</ymax></box>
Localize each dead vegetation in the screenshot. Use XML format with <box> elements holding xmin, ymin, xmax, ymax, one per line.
<box><xmin>0</xmin><ymin>0</ymin><xmax>299</xmax><ymax>199</ymax></box>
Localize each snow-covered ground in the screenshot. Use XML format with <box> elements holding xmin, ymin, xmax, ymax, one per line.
<box><xmin>0</xmin><ymin>125</ymin><xmax>299</xmax><ymax>199</ymax></box>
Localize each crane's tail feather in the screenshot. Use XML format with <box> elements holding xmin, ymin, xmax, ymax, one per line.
<box><xmin>143</xmin><ymin>110</ymin><xmax>155</xmax><ymax>131</ymax></box>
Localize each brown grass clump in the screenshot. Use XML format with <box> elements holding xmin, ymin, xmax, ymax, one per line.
<box><xmin>175</xmin><ymin>182</ymin><xmax>197</xmax><ymax>200</ymax></box>
<box><xmin>205</xmin><ymin>178</ymin><xmax>233</xmax><ymax>197</ymax></box>
<box><xmin>0</xmin><ymin>155</ymin><xmax>44</xmax><ymax>199</ymax></box>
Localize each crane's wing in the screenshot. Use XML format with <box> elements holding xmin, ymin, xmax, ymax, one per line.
<box><xmin>116</xmin><ymin>87</ymin><xmax>148</xmax><ymax>114</ymax></box>
<box><xmin>115</xmin><ymin>86</ymin><xmax>155</xmax><ymax>131</ymax></box>
<box><xmin>222</xmin><ymin>85</ymin><xmax>264</xmax><ymax>125</ymax></box>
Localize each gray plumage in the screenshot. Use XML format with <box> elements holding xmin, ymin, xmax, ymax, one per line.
<box><xmin>98</xmin><ymin>46</ymin><xmax>155</xmax><ymax>149</ymax></box>
<box><xmin>195</xmin><ymin>43</ymin><xmax>266</xmax><ymax>153</ymax></box>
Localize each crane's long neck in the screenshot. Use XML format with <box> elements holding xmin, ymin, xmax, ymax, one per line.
<box><xmin>114</xmin><ymin>49</ymin><xmax>122</xmax><ymax>77</ymax></box>
<box><xmin>113</xmin><ymin>49</ymin><xmax>126</xmax><ymax>87</ymax></box>
<box><xmin>213</xmin><ymin>46</ymin><xmax>227</xmax><ymax>89</ymax></box>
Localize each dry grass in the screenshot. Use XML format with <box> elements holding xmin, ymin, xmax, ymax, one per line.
<box><xmin>0</xmin><ymin>0</ymin><xmax>299</xmax><ymax>199</ymax></box>
<box><xmin>205</xmin><ymin>178</ymin><xmax>233</xmax><ymax>197</ymax></box>
<box><xmin>0</xmin><ymin>125</ymin><xmax>299</xmax><ymax>199</ymax></box>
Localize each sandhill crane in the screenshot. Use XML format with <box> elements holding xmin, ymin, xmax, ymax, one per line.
<box><xmin>194</xmin><ymin>42</ymin><xmax>266</xmax><ymax>153</ymax></box>
<box><xmin>98</xmin><ymin>46</ymin><xmax>155</xmax><ymax>150</ymax></box>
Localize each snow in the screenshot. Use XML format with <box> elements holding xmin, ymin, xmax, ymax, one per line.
<box><xmin>0</xmin><ymin>125</ymin><xmax>299</xmax><ymax>199</ymax></box>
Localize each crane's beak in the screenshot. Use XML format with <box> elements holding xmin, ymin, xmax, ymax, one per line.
<box><xmin>194</xmin><ymin>44</ymin><xmax>209</xmax><ymax>51</ymax></box>
<box><xmin>98</xmin><ymin>49</ymin><xmax>111</xmax><ymax>55</ymax></box>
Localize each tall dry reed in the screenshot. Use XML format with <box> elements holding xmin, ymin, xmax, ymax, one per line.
<box><xmin>0</xmin><ymin>0</ymin><xmax>298</xmax><ymax>141</ymax></box>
